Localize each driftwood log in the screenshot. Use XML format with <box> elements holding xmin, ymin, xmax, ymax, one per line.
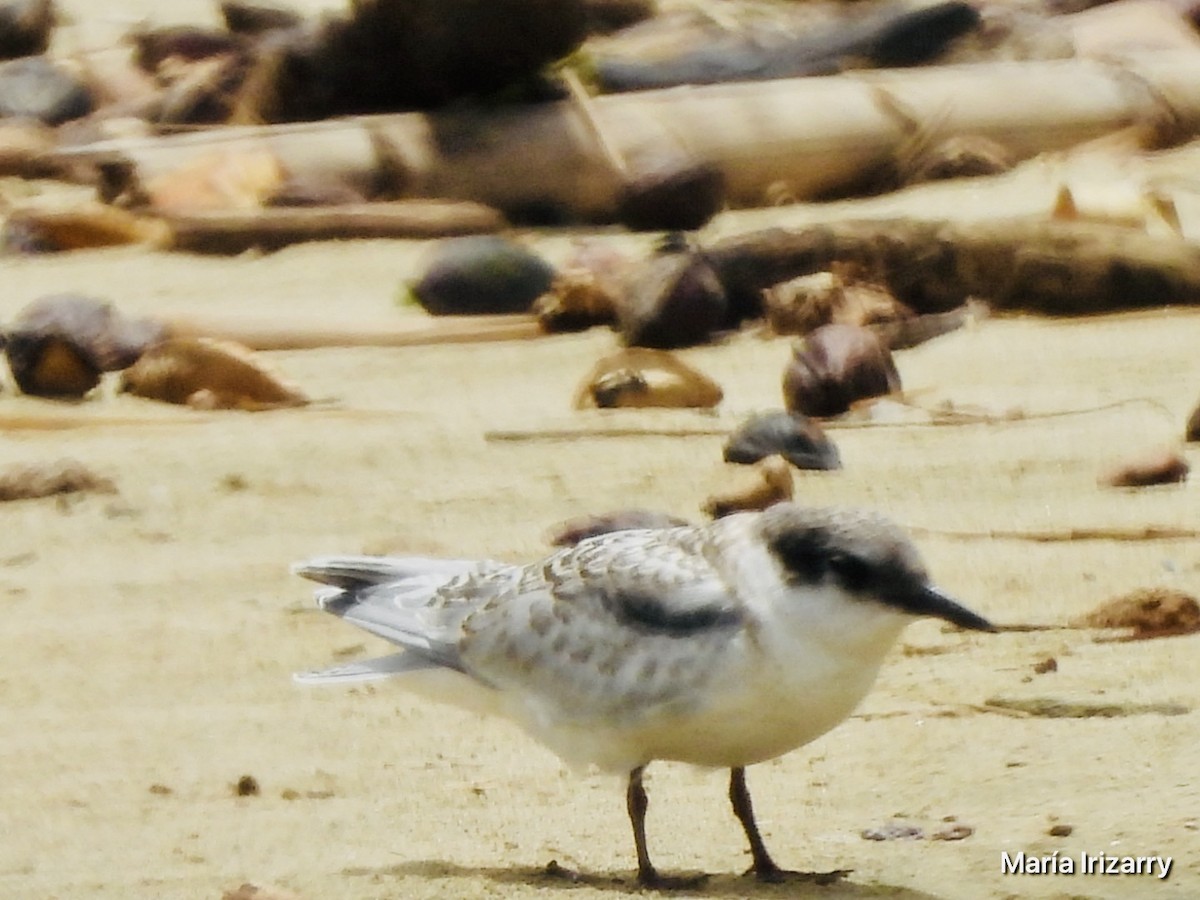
<box><xmin>158</xmin><ymin>312</ymin><xmax>545</xmax><ymax>350</ymax></box>
<box><xmin>56</xmin><ymin>53</ymin><xmax>1200</xmax><ymax>221</ymax></box>
<box><xmin>705</xmin><ymin>218</ymin><xmax>1200</xmax><ymax>317</ymax></box>
<box><xmin>166</xmin><ymin>201</ymin><xmax>504</xmax><ymax>253</ymax></box>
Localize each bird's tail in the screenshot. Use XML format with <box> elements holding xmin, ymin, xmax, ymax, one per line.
<box><xmin>292</xmin><ymin>554</ymin><xmax>515</xmax><ymax>681</ymax></box>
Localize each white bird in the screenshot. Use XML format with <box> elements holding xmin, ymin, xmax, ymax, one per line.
<box><xmin>294</xmin><ymin>502</ymin><xmax>993</xmax><ymax>887</ymax></box>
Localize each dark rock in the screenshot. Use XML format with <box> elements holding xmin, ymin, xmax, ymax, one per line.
<box><xmin>3</xmin><ymin>295</ymin><xmax>165</xmax><ymax>398</ymax></box>
<box><xmin>1186</xmin><ymin>400</ymin><xmax>1200</xmax><ymax>442</ymax></box>
<box><xmin>0</xmin><ymin>0</ymin><xmax>55</xmax><ymax>60</ymax></box>
<box><xmin>411</xmin><ymin>236</ymin><xmax>556</xmax><ymax>316</ymax></box>
<box><xmin>783</xmin><ymin>324</ymin><xmax>901</xmax><ymax>418</ymax></box>
<box><xmin>1071</xmin><ymin>587</ymin><xmax>1200</xmax><ymax>639</ymax></box>
<box><xmin>547</xmin><ymin>509</ymin><xmax>688</xmax><ymax>546</ymax></box>
<box><xmin>220</xmin><ymin>0</ymin><xmax>305</xmax><ymax>35</ymax></box>
<box><xmin>616</xmin><ymin>158</ymin><xmax>726</xmax><ymax>232</ymax></box>
<box><xmin>617</xmin><ymin>237</ymin><xmax>727</xmax><ymax>348</ymax></box>
<box><xmin>724</xmin><ymin>410</ymin><xmax>841</xmax><ymax>471</ymax></box>
<box><xmin>0</xmin><ymin>56</ymin><xmax>91</xmax><ymax>125</ymax></box>
<box><xmin>1099</xmin><ymin>447</ymin><xmax>1189</xmax><ymax>488</ymax></box>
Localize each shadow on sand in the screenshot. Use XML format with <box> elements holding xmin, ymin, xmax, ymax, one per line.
<box><xmin>342</xmin><ymin>859</ymin><xmax>949</xmax><ymax>898</ymax></box>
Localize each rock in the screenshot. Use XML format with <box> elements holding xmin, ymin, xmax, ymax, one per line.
<box><xmin>930</xmin><ymin>820</ymin><xmax>974</xmax><ymax>841</ymax></box>
<box><xmin>723</xmin><ymin>410</ymin><xmax>841</xmax><ymax>471</ymax></box>
<box><xmin>616</xmin><ymin>158</ymin><xmax>726</xmax><ymax>232</ymax></box>
<box><xmin>547</xmin><ymin>509</ymin><xmax>688</xmax><ymax>546</ymax></box>
<box><xmin>1071</xmin><ymin>587</ymin><xmax>1200</xmax><ymax>639</ymax></box>
<box><xmin>220</xmin><ymin>1</ymin><xmax>305</xmax><ymax>36</ymax></box>
<box><xmin>0</xmin><ymin>56</ymin><xmax>90</xmax><ymax>124</ymax></box>
<box><xmin>411</xmin><ymin>236</ymin><xmax>555</xmax><ymax>316</ymax></box>
<box><xmin>616</xmin><ymin>236</ymin><xmax>727</xmax><ymax>348</ymax></box>
<box><xmin>533</xmin><ymin>239</ymin><xmax>634</xmax><ymax>331</ymax></box>
<box><xmin>3</xmin><ymin>295</ymin><xmax>165</xmax><ymax>398</ymax></box>
<box><xmin>0</xmin><ymin>0</ymin><xmax>55</xmax><ymax>60</ymax></box>
<box><xmin>1099</xmin><ymin>446</ymin><xmax>1189</xmax><ymax>487</ymax></box>
<box><xmin>783</xmin><ymin>324</ymin><xmax>901</xmax><ymax>418</ymax></box>
<box><xmin>763</xmin><ymin>264</ymin><xmax>911</xmax><ymax>336</ymax></box>
<box><xmin>119</xmin><ymin>338</ymin><xmax>310</xmax><ymax>410</ymax></box>
<box><xmin>222</xmin><ymin>883</ymin><xmax>303</xmax><ymax>900</ymax></box>
<box><xmin>573</xmin><ymin>347</ymin><xmax>722</xmax><ymax>409</ymax></box>
<box><xmin>1185</xmin><ymin>400</ymin><xmax>1200</xmax><ymax>442</ymax></box>
<box><xmin>861</xmin><ymin>822</ymin><xmax>925</xmax><ymax>841</ymax></box>
<box><xmin>702</xmin><ymin>457</ymin><xmax>794</xmax><ymax>519</ymax></box>
<box><xmin>1032</xmin><ymin>656</ymin><xmax>1057</xmax><ymax>674</ymax></box>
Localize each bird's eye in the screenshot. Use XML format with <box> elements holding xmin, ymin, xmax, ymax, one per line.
<box><xmin>829</xmin><ymin>554</ymin><xmax>872</xmax><ymax>590</ymax></box>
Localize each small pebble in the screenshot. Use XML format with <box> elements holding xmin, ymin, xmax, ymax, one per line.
<box><xmin>931</xmin><ymin>823</ymin><xmax>974</xmax><ymax>841</ymax></box>
<box><xmin>1032</xmin><ymin>657</ymin><xmax>1057</xmax><ymax>674</ymax></box>
<box><xmin>861</xmin><ymin>821</ymin><xmax>924</xmax><ymax>841</ymax></box>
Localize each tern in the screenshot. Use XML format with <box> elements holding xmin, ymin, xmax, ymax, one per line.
<box><xmin>294</xmin><ymin>502</ymin><xmax>993</xmax><ymax>887</ymax></box>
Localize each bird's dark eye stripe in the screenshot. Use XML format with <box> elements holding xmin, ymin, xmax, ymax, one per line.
<box><xmin>768</xmin><ymin>532</ymin><xmax>880</xmax><ymax>590</ymax></box>
<box><xmin>767</xmin><ymin>533</ymin><xmax>830</xmax><ymax>583</ymax></box>
<box><xmin>828</xmin><ymin>554</ymin><xmax>873</xmax><ymax>589</ymax></box>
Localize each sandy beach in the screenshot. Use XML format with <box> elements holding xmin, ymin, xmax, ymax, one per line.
<box><xmin>1</xmin><ymin>3</ymin><xmax>1198</xmax><ymax>899</ymax></box>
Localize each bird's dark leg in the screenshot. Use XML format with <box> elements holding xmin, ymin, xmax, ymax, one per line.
<box><xmin>628</xmin><ymin>766</ymin><xmax>657</xmax><ymax>884</ymax></box>
<box><xmin>728</xmin><ymin>766</ymin><xmax>852</xmax><ymax>885</ymax></box>
<box><xmin>627</xmin><ymin>766</ymin><xmax>707</xmax><ymax>890</ymax></box>
<box><xmin>729</xmin><ymin>766</ymin><xmax>785</xmax><ymax>880</ymax></box>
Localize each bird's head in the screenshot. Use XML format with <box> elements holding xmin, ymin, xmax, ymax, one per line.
<box><xmin>756</xmin><ymin>503</ymin><xmax>993</xmax><ymax>636</ymax></box>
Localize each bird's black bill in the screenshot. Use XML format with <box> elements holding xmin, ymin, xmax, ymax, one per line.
<box><xmin>900</xmin><ymin>584</ymin><xmax>995</xmax><ymax>632</ymax></box>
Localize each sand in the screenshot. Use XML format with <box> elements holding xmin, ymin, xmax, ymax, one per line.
<box><xmin>1</xmin><ymin>3</ymin><xmax>1199</xmax><ymax>899</ymax></box>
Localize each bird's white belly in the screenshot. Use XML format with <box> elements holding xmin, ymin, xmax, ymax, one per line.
<box><xmin>526</xmin><ymin>646</ymin><xmax>886</xmax><ymax>773</ymax></box>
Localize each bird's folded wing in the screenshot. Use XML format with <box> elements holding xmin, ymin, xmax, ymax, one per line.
<box><xmin>459</xmin><ymin>529</ymin><xmax>745</xmax><ymax>720</ymax></box>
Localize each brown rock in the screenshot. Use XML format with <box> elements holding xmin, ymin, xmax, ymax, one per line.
<box><xmin>546</xmin><ymin>509</ymin><xmax>688</xmax><ymax>546</ymax></box>
<box><xmin>1071</xmin><ymin>587</ymin><xmax>1200</xmax><ymax>639</ymax></box>
<box><xmin>1185</xmin><ymin>400</ymin><xmax>1200</xmax><ymax>442</ymax></box>
<box><xmin>703</xmin><ymin>457</ymin><xmax>794</xmax><ymax>519</ymax></box>
<box><xmin>783</xmin><ymin>324</ymin><xmax>901</xmax><ymax>418</ymax></box>
<box><xmin>222</xmin><ymin>882</ymin><xmax>303</xmax><ymax>900</ymax></box>
<box><xmin>616</xmin><ymin>237</ymin><xmax>727</xmax><ymax>349</ymax></box>
<box><xmin>573</xmin><ymin>347</ymin><xmax>722</xmax><ymax>409</ymax></box>
<box><xmin>1099</xmin><ymin>447</ymin><xmax>1189</xmax><ymax>487</ymax></box>
<box><xmin>763</xmin><ymin>264</ymin><xmax>911</xmax><ymax>336</ymax></box>
<box><xmin>119</xmin><ymin>338</ymin><xmax>310</xmax><ymax>410</ymax></box>
<box><xmin>3</xmin><ymin>294</ymin><xmax>165</xmax><ymax>398</ymax></box>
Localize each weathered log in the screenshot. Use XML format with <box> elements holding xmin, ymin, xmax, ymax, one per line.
<box><xmin>166</xmin><ymin>200</ymin><xmax>504</xmax><ymax>253</ymax></box>
<box><xmin>595</xmin><ymin>0</ymin><xmax>981</xmax><ymax>92</ymax></box>
<box><xmin>158</xmin><ymin>312</ymin><xmax>545</xmax><ymax>350</ymax></box>
<box><xmin>706</xmin><ymin>217</ymin><xmax>1200</xmax><ymax>317</ymax></box>
<box><xmin>3</xmin><ymin>204</ymin><xmax>172</xmax><ymax>252</ymax></box>
<box><xmin>56</xmin><ymin>54</ymin><xmax>1200</xmax><ymax>220</ymax></box>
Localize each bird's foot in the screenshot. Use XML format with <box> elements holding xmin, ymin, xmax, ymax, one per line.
<box><xmin>636</xmin><ymin>866</ymin><xmax>710</xmax><ymax>891</ymax></box>
<box><xmin>744</xmin><ymin>861</ymin><xmax>852</xmax><ymax>885</ymax></box>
